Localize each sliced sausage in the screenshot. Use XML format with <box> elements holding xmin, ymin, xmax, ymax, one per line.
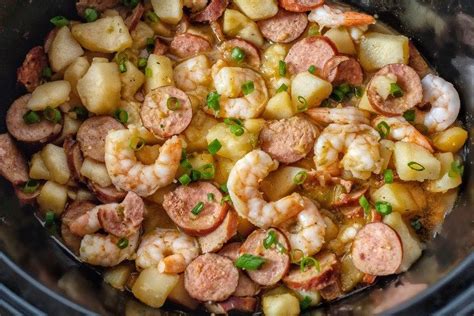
<box><xmin>408</xmin><ymin>41</ymin><xmax>431</xmax><ymax>78</ymax></box>
<box><xmin>283</xmin><ymin>252</ymin><xmax>339</xmax><ymax>291</ymax></box>
<box><xmin>184</xmin><ymin>253</ymin><xmax>239</xmax><ymax>302</ymax></box>
<box><xmin>279</xmin><ymin>0</ymin><xmax>324</xmax><ymax>12</ymax></box>
<box><xmin>206</xmin><ymin>296</ymin><xmax>257</xmax><ymax>314</ymax></box>
<box><xmin>259</xmin><ymin>116</ymin><xmax>318</xmax><ymax>164</ymax></box>
<box><xmin>98</xmin><ymin>191</ymin><xmax>144</xmax><ymax>237</ymax></box>
<box><xmin>285</xmin><ymin>36</ymin><xmax>338</xmax><ymax>75</ymax></box>
<box><xmin>6</xmin><ymin>94</ymin><xmax>62</xmax><ymax>144</ymax></box>
<box><xmin>140</xmin><ymin>86</ymin><xmax>193</xmax><ymax>139</ymax></box>
<box><xmin>0</xmin><ymin>134</ymin><xmax>29</xmax><ymax>185</ymax></box>
<box><xmin>163</xmin><ymin>181</ymin><xmax>228</xmax><ymax>236</ymax></box>
<box><xmin>258</xmin><ymin>10</ymin><xmax>308</xmax><ymax>43</ymax></box>
<box><xmin>75</xmin><ymin>0</ymin><xmax>119</xmax><ymax>16</ymax></box>
<box><xmin>17</xmin><ymin>46</ymin><xmax>48</xmax><ymax>93</ymax></box>
<box><xmin>367</xmin><ymin>64</ymin><xmax>423</xmax><ymax>116</ymax></box>
<box><xmin>218</xmin><ymin>242</ymin><xmax>242</xmax><ymax>261</ymax></box>
<box><xmin>191</xmin><ymin>0</ymin><xmax>228</xmax><ymax>22</ymax></box>
<box><xmin>220</xmin><ymin>39</ymin><xmax>261</xmax><ymax>68</ymax></box>
<box><xmin>319</xmin><ymin>274</ymin><xmax>343</xmax><ymax>301</ymax></box>
<box><xmin>322</xmin><ymin>55</ymin><xmax>364</xmax><ymax>86</ymax></box>
<box><xmin>351</xmin><ymin>222</ymin><xmax>403</xmax><ymax>276</ymax></box>
<box><xmin>239</xmin><ymin>229</ymin><xmax>290</xmax><ymax>286</ymax></box>
<box><xmin>170</xmin><ymin>33</ymin><xmax>212</xmax><ymax>59</ymax></box>
<box><xmin>124</xmin><ymin>2</ymin><xmax>144</xmax><ymax>31</ymax></box>
<box><xmin>61</xmin><ymin>201</ymin><xmax>97</xmax><ymax>253</ymax></box>
<box><xmin>77</xmin><ymin>116</ymin><xmax>123</xmax><ymax>163</ymax></box>
<box><xmin>153</xmin><ymin>38</ymin><xmax>168</xmax><ymax>56</ymax></box>
<box><xmin>198</xmin><ymin>210</ymin><xmax>238</xmax><ymax>253</ymax></box>
<box><xmin>64</xmin><ymin>136</ymin><xmax>84</xmax><ymax>183</ymax></box>
<box><xmin>14</xmin><ymin>186</ymin><xmax>40</xmax><ymax>206</ymax></box>
<box><xmin>88</xmin><ymin>182</ymin><xmax>127</xmax><ymax>203</ymax></box>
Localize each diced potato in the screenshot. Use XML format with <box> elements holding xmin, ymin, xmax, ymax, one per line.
<box><xmin>393</xmin><ymin>142</ymin><xmax>441</xmax><ymax>181</ymax></box>
<box><xmin>214</xmin><ymin>156</ymin><xmax>235</xmax><ymax>185</ymax></box>
<box><xmin>37</xmin><ymin>181</ymin><xmax>68</xmax><ymax>214</ymax></box>
<box><xmin>80</xmin><ymin>158</ymin><xmax>112</xmax><ymax>187</ymax></box>
<box><xmin>55</xmin><ymin>115</ymin><xmax>82</xmax><ymax>144</ymax></box>
<box><xmin>324</xmin><ymin>27</ymin><xmax>356</xmax><ymax>55</ymax></box>
<box><xmin>262</xmin><ymin>293</ymin><xmax>300</xmax><ymax>316</ymax></box>
<box><xmin>147</xmin><ymin>19</ymin><xmax>173</xmax><ymax>37</ymax></box>
<box><xmin>261</xmin><ymin>166</ymin><xmax>306</xmax><ymax>201</ymax></box>
<box><xmin>244</xmin><ymin>118</ymin><xmax>265</xmax><ymax>135</ymax></box>
<box><xmin>104</xmin><ymin>264</ymin><xmax>133</xmax><ymax>291</ymax></box>
<box><xmin>151</xmin><ymin>0</ymin><xmax>183</xmax><ymax>24</ymax></box>
<box><xmin>358</xmin><ymin>32</ymin><xmax>409</xmax><ymax>72</ymax></box>
<box><xmin>188</xmin><ymin>152</ymin><xmax>214</xmax><ymax>170</ymax></box>
<box><xmin>183</xmin><ymin>110</ymin><xmax>219</xmax><ymax>152</ymax></box>
<box><xmin>323</xmin><ymin>215</ymin><xmax>339</xmax><ymax>242</ymax></box>
<box><xmin>131</xmin><ymin>267</ymin><xmax>179</xmax><ymax>308</ymax></box>
<box><xmin>49</xmin><ymin>26</ymin><xmax>84</xmax><ymax>72</ymax></box>
<box><xmin>293</xmin><ymin>289</ymin><xmax>321</xmax><ymax>307</ymax></box>
<box><xmin>76</xmin><ymin>189</ymin><xmax>95</xmax><ymax>201</ymax></box>
<box><xmin>71</xmin><ymin>16</ymin><xmax>133</xmax><ymax>53</ymax></box>
<box><xmin>371</xmin><ymin>182</ymin><xmax>419</xmax><ymax>213</ymax></box>
<box><xmin>77</xmin><ymin>59</ymin><xmax>121</xmax><ymax>114</ymax></box>
<box><xmin>64</xmin><ymin>57</ymin><xmax>90</xmax><ymax>96</ymax></box>
<box><xmin>426</xmin><ymin>152</ymin><xmax>462</xmax><ymax>193</ymax></box>
<box><xmin>380</xmin><ymin>139</ymin><xmax>395</xmax><ymax>170</ymax></box>
<box><xmin>121</xmin><ymin>60</ymin><xmax>146</xmax><ymax>100</ymax></box>
<box><xmin>145</xmin><ymin>54</ymin><xmax>174</xmax><ymax>93</ymax></box>
<box><xmin>131</xmin><ymin>22</ymin><xmax>155</xmax><ymax>50</ymax></box>
<box><xmin>261</xmin><ymin>44</ymin><xmax>289</xmax><ymax>81</ymax></box>
<box><xmin>206</xmin><ymin>123</ymin><xmax>255</xmax><ymax>160</ymax></box>
<box><xmin>263</xmin><ymin>91</ymin><xmax>295</xmax><ymax>119</ymax></box>
<box><xmin>223</xmin><ymin>9</ymin><xmax>264</xmax><ymax>47</ymax></box>
<box><xmin>41</xmin><ymin>144</ymin><xmax>70</xmax><ymax>185</ymax></box>
<box><xmin>291</xmin><ymin>72</ymin><xmax>332</xmax><ymax>109</ymax></box>
<box><xmin>168</xmin><ymin>274</ymin><xmax>199</xmax><ymax>310</ymax></box>
<box><xmin>340</xmin><ymin>255</ymin><xmax>364</xmax><ymax>292</ymax></box>
<box><xmin>371</xmin><ymin>74</ymin><xmax>397</xmax><ymax>100</ymax></box>
<box><xmin>383</xmin><ymin>212</ymin><xmax>423</xmax><ymax>272</ymax></box>
<box><xmin>136</xmin><ymin>145</ymin><xmax>161</xmax><ymax>165</ymax></box>
<box><xmin>432</xmin><ymin>126</ymin><xmax>468</xmax><ymax>153</ymax></box>
<box><xmin>27</xmin><ymin>81</ymin><xmax>71</xmax><ymax>111</ymax></box>
<box><xmin>29</xmin><ymin>153</ymin><xmax>51</xmax><ymax>180</ymax></box>
<box><xmin>357</xmin><ymin>89</ymin><xmax>377</xmax><ymax>113</ymax></box>
<box><xmin>233</xmin><ymin>0</ymin><xmax>278</xmax><ymax>20</ymax></box>
<box><xmin>238</xmin><ymin>23</ymin><xmax>265</xmax><ymax>47</ymax></box>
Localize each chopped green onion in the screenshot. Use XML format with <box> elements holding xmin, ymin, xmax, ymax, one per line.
<box><xmin>121</xmin><ymin>0</ymin><xmax>139</xmax><ymax>8</ymax></box>
<box><xmin>403</xmin><ymin>109</ymin><xmax>416</xmax><ymax>122</ymax></box>
<box><xmin>166</xmin><ymin>97</ymin><xmax>181</xmax><ymax>111</ymax></box>
<box><xmin>293</xmin><ymin>171</ymin><xmax>307</xmax><ymax>185</ymax></box>
<box><xmin>22</xmin><ymin>179</ymin><xmax>40</xmax><ymax>194</ymax></box>
<box><xmin>119</xmin><ymin>61</ymin><xmax>127</xmax><ymax>73</ymax></box>
<box><xmin>383</xmin><ymin>169</ymin><xmax>394</xmax><ymax>184</ymax></box>
<box><xmin>84</xmin><ymin>8</ymin><xmax>99</xmax><ymax>22</ymax></box>
<box><xmin>145</xmin><ymin>11</ymin><xmax>160</xmax><ymax>23</ymax></box>
<box><xmin>129</xmin><ymin>137</ymin><xmax>145</xmax><ymax>151</ymax></box>
<box><xmin>320</xmin><ymin>99</ymin><xmax>333</xmax><ymax>108</ymax></box>
<box><xmin>411</xmin><ymin>217</ymin><xmax>422</xmax><ymax>231</ymax></box>
<box><xmin>235</xmin><ymin>254</ymin><xmax>266</xmax><ymax>270</ymax></box>
<box><xmin>296</xmin><ymin>96</ymin><xmax>308</xmax><ymax>112</ymax></box>
<box><xmin>231</xmin><ymin>47</ymin><xmax>245</xmax><ymax>62</ymax></box>
<box><xmin>145</xmin><ymin>67</ymin><xmax>153</xmax><ymax>78</ymax></box>
<box><xmin>389</xmin><ymin>82</ymin><xmax>404</xmax><ymax>98</ymax></box>
<box><xmin>179</xmin><ymin>174</ymin><xmax>191</xmax><ymax>185</ymax></box>
<box><xmin>137</xmin><ymin>57</ymin><xmax>147</xmax><ymax>69</ymax></box>
<box><xmin>72</xmin><ymin>106</ymin><xmax>88</xmax><ymax>120</ymax></box>
<box><xmin>330</xmin><ymin>89</ymin><xmax>345</xmax><ymax>102</ymax></box>
<box><xmin>300</xmin><ymin>296</ymin><xmax>312</xmax><ymax>310</ymax></box>
<box><xmin>44</xmin><ymin>106</ymin><xmax>62</xmax><ymax>123</ymax></box>
<box><xmin>191</xmin><ymin>169</ymin><xmax>201</xmax><ymax>181</ymax></box>
<box><xmin>145</xmin><ymin>37</ymin><xmax>155</xmax><ymax>53</ymax></box>
<box><xmin>191</xmin><ymin>201</ymin><xmax>204</xmax><ymax>215</ymax></box>
<box><xmin>224</xmin><ymin>118</ymin><xmax>242</xmax><ymax>126</ymax></box>
<box><xmin>276</xmin><ymin>242</ymin><xmax>287</xmax><ymax>254</ymax></box>
<box><xmin>448</xmin><ymin>160</ymin><xmax>464</xmax><ymax>178</ymax></box>
<box><xmin>220</xmin><ymin>183</ymin><xmax>228</xmax><ymax>193</ymax></box>
<box><xmin>308</xmin><ymin>25</ymin><xmax>320</xmax><ymax>36</ymax></box>
<box><xmin>117</xmin><ymin>237</ymin><xmax>129</xmax><ymax>249</ymax></box>
<box><xmin>354</xmin><ymin>86</ymin><xmax>363</xmax><ymax>98</ymax></box>
<box><xmin>180</xmin><ymin>159</ymin><xmax>192</xmax><ymax>170</ymax></box>
<box><xmin>241</xmin><ymin>81</ymin><xmax>255</xmax><ymax>95</ymax></box>
<box><xmin>113</xmin><ymin>109</ymin><xmax>129</xmax><ymax>124</ymax></box>
<box><xmin>221</xmin><ymin>194</ymin><xmax>231</xmax><ymax>205</ymax></box>
<box><xmin>263</xmin><ymin>230</ymin><xmax>277</xmax><ymax>249</ymax></box>
<box><xmin>23</xmin><ymin>110</ymin><xmax>41</xmax><ymax>124</ymax></box>
<box><xmin>308</xmin><ymin>65</ymin><xmax>316</xmax><ymax>74</ymax></box>
<box><xmin>200</xmin><ymin>163</ymin><xmax>216</xmax><ymax>180</ymax></box>
<box><xmin>230</xmin><ymin>125</ymin><xmax>245</xmax><ymax>136</ymax></box>
<box><xmin>338</xmin><ymin>83</ymin><xmax>351</xmax><ymax>94</ymax></box>
<box><xmin>279</xmin><ymin>60</ymin><xmax>286</xmax><ymax>76</ymax></box>
<box><xmin>375</xmin><ymin>201</ymin><xmax>392</xmax><ymax>216</ymax></box>
<box><xmin>408</xmin><ymin>161</ymin><xmax>425</xmax><ymax>171</ymax></box>
<box><xmin>290</xmin><ymin>249</ymin><xmax>304</xmax><ymax>263</ymax></box>
<box><xmin>42</xmin><ymin>67</ymin><xmax>52</xmax><ymax>79</ymax></box>
<box><xmin>207</xmin><ymin>193</ymin><xmax>215</xmax><ymax>201</ymax></box>
<box><xmin>45</xmin><ymin>210</ymin><xmax>55</xmax><ymax>226</ymax></box>
<box><xmin>359</xmin><ymin>195</ymin><xmax>370</xmax><ymax>215</ymax></box>
<box><xmin>276</xmin><ymin>83</ymin><xmax>288</xmax><ymax>93</ymax></box>
<box><xmin>206</xmin><ymin>91</ymin><xmax>221</xmax><ymax>112</ymax></box>
<box><xmin>50</xmin><ymin>16</ymin><xmax>69</xmax><ymax>27</ymax></box>
<box><xmin>300</xmin><ymin>256</ymin><xmax>320</xmax><ymax>272</ymax></box>
<box><xmin>208</xmin><ymin>139</ymin><xmax>222</xmax><ymax>155</ymax></box>
<box><xmin>376</xmin><ymin>121</ymin><xmax>390</xmax><ymax>139</ymax></box>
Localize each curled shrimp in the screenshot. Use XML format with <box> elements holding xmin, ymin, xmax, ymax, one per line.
<box><xmin>105</xmin><ymin>129</ymin><xmax>182</xmax><ymax>197</ymax></box>
<box><xmin>227</xmin><ymin>149</ymin><xmax>305</xmax><ymax>228</ymax></box>
<box><xmin>208</xmin><ymin>60</ymin><xmax>268</xmax><ymax>119</ymax></box>
<box><xmin>306</xmin><ymin>107</ymin><xmax>371</xmax><ymax>125</ymax></box>
<box><xmin>314</xmin><ymin>124</ymin><xmax>382</xmax><ymax>180</ymax></box>
<box><xmin>372</xmin><ymin>116</ymin><xmax>434</xmax><ymax>152</ymax></box>
<box><xmin>173</xmin><ymin>55</ymin><xmax>212</xmax><ymax>107</ymax></box>
<box><xmin>416</xmin><ymin>74</ymin><xmax>461</xmax><ymax>132</ymax></box>
<box><xmin>278</xmin><ymin>197</ymin><xmax>326</xmax><ymax>256</ymax></box>
<box><xmin>136</xmin><ymin>228</ymin><xmax>200</xmax><ymax>273</ymax></box>
<box><xmin>308</xmin><ymin>4</ymin><xmax>375</xmax><ymax>28</ymax></box>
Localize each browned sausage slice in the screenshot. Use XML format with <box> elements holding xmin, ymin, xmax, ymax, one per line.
<box><xmin>279</xmin><ymin>0</ymin><xmax>324</xmax><ymax>12</ymax></box>
<box><xmin>285</xmin><ymin>36</ymin><xmax>338</xmax><ymax>75</ymax></box>
<box><xmin>352</xmin><ymin>222</ymin><xmax>403</xmax><ymax>275</ymax></box>
<box><xmin>153</xmin><ymin>38</ymin><xmax>168</xmax><ymax>56</ymax></box>
<box><xmin>140</xmin><ymin>86</ymin><xmax>193</xmax><ymax>139</ymax></box>
<box><xmin>163</xmin><ymin>181</ymin><xmax>228</xmax><ymax>236</ymax></box>
<box><xmin>64</xmin><ymin>136</ymin><xmax>84</xmax><ymax>183</ymax></box>
<box><xmin>220</xmin><ymin>39</ymin><xmax>261</xmax><ymax>68</ymax></box>
<box><xmin>77</xmin><ymin>116</ymin><xmax>123</xmax><ymax>163</ymax></box>
<box><xmin>88</xmin><ymin>182</ymin><xmax>127</xmax><ymax>203</ymax></box>
<box><xmin>184</xmin><ymin>253</ymin><xmax>239</xmax><ymax>302</ymax></box>
<box><xmin>239</xmin><ymin>229</ymin><xmax>290</xmax><ymax>286</ymax></box>
<box><xmin>14</xmin><ymin>186</ymin><xmax>40</xmax><ymax>206</ymax></box>
<box><xmin>218</xmin><ymin>242</ymin><xmax>242</xmax><ymax>261</ymax></box>
<box><xmin>198</xmin><ymin>210</ymin><xmax>238</xmax><ymax>253</ymax></box>
<box><xmin>0</xmin><ymin>134</ymin><xmax>29</xmax><ymax>185</ymax></box>
<box><xmin>6</xmin><ymin>94</ymin><xmax>62</xmax><ymax>144</ymax></box>
<box><xmin>61</xmin><ymin>200</ymin><xmax>97</xmax><ymax>253</ymax></box>
<box><xmin>170</xmin><ymin>33</ymin><xmax>212</xmax><ymax>59</ymax></box>
<box><xmin>283</xmin><ymin>252</ymin><xmax>339</xmax><ymax>290</ymax></box>
<box><xmin>191</xmin><ymin>0</ymin><xmax>228</xmax><ymax>22</ymax></box>
<box><xmin>367</xmin><ymin>64</ymin><xmax>423</xmax><ymax>116</ymax></box>
<box><xmin>258</xmin><ymin>10</ymin><xmax>308</xmax><ymax>43</ymax></box>
<box><xmin>17</xmin><ymin>46</ymin><xmax>48</xmax><ymax>93</ymax></box>
<box><xmin>76</xmin><ymin>0</ymin><xmax>119</xmax><ymax>16</ymax></box>
<box><xmin>259</xmin><ymin>116</ymin><xmax>318</xmax><ymax>164</ymax></box>
<box><xmin>322</xmin><ymin>55</ymin><xmax>364</xmax><ymax>86</ymax></box>
<box><xmin>124</xmin><ymin>2</ymin><xmax>144</xmax><ymax>31</ymax></box>
<box><xmin>206</xmin><ymin>296</ymin><xmax>257</xmax><ymax>313</ymax></box>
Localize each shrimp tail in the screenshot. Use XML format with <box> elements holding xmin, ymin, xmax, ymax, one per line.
<box><xmin>343</xmin><ymin>11</ymin><xmax>376</xmax><ymax>26</ymax></box>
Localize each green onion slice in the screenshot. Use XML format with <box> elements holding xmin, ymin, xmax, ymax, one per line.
<box><xmin>354</xmin><ymin>86</ymin><xmax>363</xmax><ymax>98</ymax></box>
<box><xmin>42</xmin><ymin>67</ymin><xmax>52</xmax><ymax>79</ymax></box>
<box><xmin>137</xmin><ymin>57</ymin><xmax>147</xmax><ymax>69</ymax></box>
<box><xmin>179</xmin><ymin>174</ymin><xmax>191</xmax><ymax>185</ymax></box>
<box><xmin>221</xmin><ymin>194</ymin><xmax>231</xmax><ymax>205</ymax></box>
<box><xmin>300</xmin><ymin>296</ymin><xmax>312</xmax><ymax>310</ymax></box>
<box><xmin>200</xmin><ymin>163</ymin><xmax>216</xmax><ymax>180</ymax></box>
<box><xmin>263</xmin><ymin>230</ymin><xmax>277</xmax><ymax>249</ymax></box>
<box><xmin>167</xmin><ymin>97</ymin><xmax>181</xmax><ymax>111</ymax></box>
<box><xmin>308</xmin><ymin>25</ymin><xmax>320</xmax><ymax>36</ymax></box>
<box><xmin>297</xmin><ymin>96</ymin><xmax>308</xmax><ymax>112</ymax></box>
<box><xmin>44</xmin><ymin>106</ymin><xmax>62</xmax><ymax>123</ymax></box>
<box><xmin>145</xmin><ymin>11</ymin><xmax>160</xmax><ymax>23</ymax></box>
<box><xmin>23</xmin><ymin>110</ymin><xmax>41</xmax><ymax>125</ymax></box>
<box><xmin>231</xmin><ymin>47</ymin><xmax>245</xmax><ymax>62</ymax></box>
<box><xmin>122</xmin><ymin>0</ymin><xmax>139</xmax><ymax>8</ymax></box>
<box><xmin>448</xmin><ymin>160</ymin><xmax>464</xmax><ymax>178</ymax></box>
<box><xmin>279</xmin><ymin>60</ymin><xmax>286</xmax><ymax>76</ymax></box>
<box><xmin>383</xmin><ymin>169</ymin><xmax>394</xmax><ymax>184</ymax></box>
<box><xmin>359</xmin><ymin>195</ymin><xmax>370</xmax><ymax>215</ymax></box>
<box><xmin>376</xmin><ymin>121</ymin><xmax>390</xmax><ymax>139</ymax></box>
<box><xmin>276</xmin><ymin>83</ymin><xmax>288</xmax><ymax>93</ymax></box>
<box><xmin>230</xmin><ymin>125</ymin><xmax>244</xmax><ymax>136</ymax></box>
<box><xmin>113</xmin><ymin>109</ymin><xmax>129</xmax><ymax>124</ymax></box>
<box><xmin>403</xmin><ymin>109</ymin><xmax>416</xmax><ymax>122</ymax></box>
<box><xmin>208</xmin><ymin>139</ymin><xmax>222</xmax><ymax>155</ymax></box>
<box><xmin>119</xmin><ymin>61</ymin><xmax>127</xmax><ymax>73</ymax></box>
<box><xmin>276</xmin><ymin>242</ymin><xmax>287</xmax><ymax>254</ymax></box>
<box><xmin>50</xmin><ymin>16</ymin><xmax>69</xmax><ymax>27</ymax></box>
<box><xmin>191</xmin><ymin>169</ymin><xmax>201</xmax><ymax>181</ymax></box>
<box><xmin>145</xmin><ymin>67</ymin><xmax>153</xmax><ymax>78</ymax></box>
<box><xmin>191</xmin><ymin>201</ymin><xmax>204</xmax><ymax>215</ymax></box>
<box><xmin>72</xmin><ymin>106</ymin><xmax>88</xmax><ymax>120</ymax></box>
<box><xmin>129</xmin><ymin>137</ymin><xmax>145</xmax><ymax>151</ymax></box>
<box><xmin>390</xmin><ymin>82</ymin><xmax>404</xmax><ymax>97</ymax></box>
<box><xmin>300</xmin><ymin>256</ymin><xmax>320</xmax><ymax>272</ymax></box>
<box><xmin>206</xmin><ymin>91</ymin><xmax>221</xmax><ymax>112</ymax></box>
<box><xmin>117</xmin><ymin>237</ymin><xmax>129</xmax><ymax>249</ymax></box>
<box><xmin>293</xmin><ymin>171</ymin><xmax>308</xmax><ymax>185</ymax></box>
<box><xmin>45</xmin><ymin>210</ymin><xmax>56</xmax><ymax>226</ymax></box>
<box><xmin>331</xmin><ymin>89</ymin><xmax>345</xmax><ymax>102</ymax></box>
<box><xmin>220</xmin><ymin>183</ymin><xmax>228</xmax><ymax>193</ymax></box>
<box><xmin>241</xmin><ymin>80</ymin><xmax>255</xmax><ymax>95</ymax></box>
<box><xmin>235</xmin><ymin>254</ymin><xmax>266</xmax><ymax>270</ymax></box>
<box><xmin>408</xmin><ymin>161</ymin><xmax>425</xmax><ymax>171</ymax></box>
<box><xmin>207</xmin><ymin>193</ymin><xmax>215</xmax><ymax>201</ymax></box>
<box><xmin>84</xmin><ymin>8</ymin><xmax>99</xmax><ymax>22</ymax></box>
<box><xmin>375</xmin><ymin>201</ymin><xmax>392</xmax><ymax>215</ymax></box>
<box><xmin>180</xmin><ymin>159</ymin><xmax>192</xmax><ymax>170</ymax></box>
<box><xmin>308</xmin><ymin>65</ymin><xmax>316</xmax><ymax>74</ymax></box>
<box><xmin>22</xmin><ymin>179</ymin><xmax>40</xmax><ymax>194</ymax></box>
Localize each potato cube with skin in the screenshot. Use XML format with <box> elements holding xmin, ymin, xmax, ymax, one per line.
<box><xmin>262</xmin><ymin>293</ymin><xmax>300</xmax><ymax>316</ymax></box>
<box><xmin>131</xmin><ymin>267</ymin><xmax>179</xmax><ymax>308</ymax></box>
<box><xmin>131</xmin><ymin>22</ymin><xmax>155</xmax><ymax>50</ymax></box>
<box><xmin>393</xmin><ymin>141</ymin><xmax>441</xmax><ymax>181</ymax></box>
<box><xmin>145</xmin><ymin>54</ymin><xmax>174</xmax><ymax>93</ymax></box>
<box><xmin>64</xmin><ymin>57</ymin><xmax>90</xmax><ymax>96</ymax></box>
<box><xmin>261</xmin><ymin>166</ymin><xmax>306</xmax><ymax>201</ymax></box>
<box><xmin>151</xmin><ymin>0</ymin><xmax>183</xmax><ymax>25</ymax></box>
<box><xmin>120</xmin><ymin>60</ymin><xmax>145</xmax><ymax>101</ymax></box>
<box><xmin>324</xmin><ymin>27</ymin><xmax>356</xmax><ymax>55</ymax></box>
<box><xmin>29</xmin><ymin>153</ymin><xmax>51</xmax><ymax>181</ymax></box>
<box><xmin>263</xmin><ymin>91</ymin><xmax>295</xmax><ymax>120</ymax></box>
<box><xmin>80</xmin><ymin>158</ymin><xmax>112</xmax><ymax>188</ymax></box>
<box><xmin>371</xmin><ymin>182</ymin><xmax>419</xmax><ymax>213</ymax></box>
<box><xmin>426</xmin><ymin>152</ymin><xmax>462</xmax><ymax>193</ymax></box>
<box><xmin>206</xmin><ymin>123</ymin><xmax>255</xmax><ymax>161</ymax></box>
<box><xmin>41</xmin><ymin>144</ymin><xmax>70</xmax><ymax>185</ymax></box>
<box><xmin>37</xmin><ymin>181</ymin><xmax>68</xmax><ymax>214</ymax></box>
<box><xmin>233</xmin><ymin>0</ymin><xmax>278</xmax><ymax>21</ymax></box>
<box><xmin>432</xmin><ymin>126</ymin><xmax>468</xmax><ymax>153</ymax></box>
<box><xmin>49</xmin><ymin>26</ymin><xmax>84</xmax><ymax>72</ymax></box>
<box><xmin>358</xmin><ymin>32</ymin><xmax>409</xmax><ymax>72</ymax></box>
<box><xmin>71</xmin><ymin>16</ymin><xmax>133</xmax><ymax>53</ymax></box>
<box><xmin>27</xmin><ymin>81</ymin><xmax>71</xmax><ymax>111</ymax></box>
<box><xmin>291</xmin><ymin>72</ymin><xmax>333</xmax><ymax>110</ymax></box>
<box><xmin>184</xmin><ymin>110</ymin><xmax>219</xmax><ymax>152</ymax></box>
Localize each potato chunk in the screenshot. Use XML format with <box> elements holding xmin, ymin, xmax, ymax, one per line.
<box><xmin>214</xmin><ymin>156</ymin><xmax>235</xmax><ymax>185</ymax></box>
<box><xmin>37</xmin><ymin>181</ymin><xmax>68</xmax><ymax>214</ymax></box>
<box><xmin>393</xmin><ymin>141</ymin><xmax>440</xmax><ymax>181</ymax></box>
<box><xmin>206</xmin><ymin>123</ymin><xmax>255</xmax><ymax>160</ymax></box>
<box><xmin>263</xmin><ymin>91</ymin><xmax>295</xmax><ymax>119</ymax></box>
<box><xmin>80</xmin><ymin>158</ymin><xmax>112</xmax><ymax>188</ymax></box>
<box><xmin>104</xmin><ymin>264</ymin><xmax>133</xmax><ymax>291</ymax></box>
<box><xmin>145</xmin><ymin>54</ymin><xmax>174</xmax><ymax>93</ymax></box>
<box><xmin>120</xmin><ymin>60</ymin><xmax>145</xmax><ymax>100</ymax></box>
<box><xmin>432</xmin><ymin>126</ymin><xmax>468</xmax><ymax>153</ymax></box>
<box><xmin>262</xmin><ymin>293</ymin><xmax>300</xmax><ymax>316</ymax></box>
<box><xmin>29</xmin><ymin>153</ymin><xmax>51</xmax><ymax>181</ymax></box>
<box><xmin>183</xmin><ymin>110</ymin><xmax>219</xmax><ymax>152</ymax></box>
<box><xmin>71</xmin><ymin>16</ymin><xmax>132</xmax><ymax>53</ymax></box>
<box><xmin>41</xmin><ymin>144</ymin><xmax>70</xmax><ymax>185</ymax></box>
<box><xmin>27</xmin><ymin>80</ymin><xmax>71</xmax><ymax>111</ymax></box>
<box><xmin>426</xmin><ymin>152</ymin><xmax>462</xmax><ymax>193</ymax></box>
<box><xmin>131</xmin><ymin>267</ymin><xmax>179</xmax><ymax>308</ymax></box>
<box><xmin>261</xmin><ymin>166</ymin><xmax>306</xmax><ymax>201</ymax></box>
<box><xmin>233</xmin><ymin>0</ymin><xmax>278</xmax><ymax>20</ymax></box>
<box><xmin>291</xmin><ymin>72</ymin><xmax>332</xmax><ymax>109</ymax></box>
<box><xmin>357</xmin><ymin>89</ymin><xmax>377</xmax><ymax>113</ymax></box>
<box><xmin>371</xmin><ymin>183</ymin><xmax>419</xmax><ymax>213</ymax></box>
<box><xmin>49</xmin><ymin>26</ymin><xmax>84</xmax><ymax>72</ymax></box>
<box><xmin>358</xmin><ymin>32</ymin><xmax>409</xmax><ymax>72</ymax></box>
<box><xmin>223</xmin><ymin>9</ymin><xmax>264</xmax><ymax>47</ymax></box>
<box><xmin>151</xmin><ymin>0</ymin><xmax>183</xmax><ymax>24</ymax></box>
<box><xmin>324</xmin><ymin>27</ymin><xmax>356</xmax><ymax>55</ymax></box>
<box><xmin>64</xmin><ymin>57</ymin><xmax>90</xmax><ymax>96</ymax></box>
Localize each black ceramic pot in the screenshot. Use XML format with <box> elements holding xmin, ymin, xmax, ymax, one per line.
<box><xmin>0</xmin><ymin>1</ymin><xmax>473</xmax><ymax>315</ymax></box>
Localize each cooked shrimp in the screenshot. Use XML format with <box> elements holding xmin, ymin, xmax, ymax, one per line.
<box><xmin>308</xmin><ymin>5</ymin><xmax>375</xmax><ymax>28</ymax></box>
<box><xmin>415</xmin><ymin>74</ymin><xmax>461</xmax><ymax>132</ymax></box>
<box><xmin>227</xmin><ymin>150</ymin><xmax>306</xmax><ymax>228</ymax></box>
<box><xmin>209</xmin><ymin>60</ymin><xmax>268</xmax><ymax>119</ymax></box>
<box><xmin>306</xmin><ymin>107</ymin><xmax>371</xmax><ymax>125</ymax></box>
<box><xmin>349</xmin><ymin>25</ymin><xmax>369</xmax><ymax>41</ymax></box>
<box><xmin>79</xmin><ymin>232</ymin><xmax>139</xmax><ymax>267</ymax></box>
<box><xmin>279</xmin><ymin>197</ymin><xmax>326</xmax><ymax>256</ymax></box>
<box><xmin>372</xmin><ymin>116</ymin><xmax>434</xmax><ymax>152</ymax></box>
<box><xmin>105</xmin><ymin>129</ymin><xmax>182</xmax><ymax>197</ymax></box>
<box><xmin>173</xmin><ymin>55</ymin><xmax>212</xmax><ymax>107</ymax></box>
<box><xmin>135</xmin><ymin>228</ymin><xmax>200</xmax><ymax>273</ymax></box>
<box><xmin>69</xmin><ymin>206</ymin><xmax>101</xmax><ymax>236</ymax></box>
<box><xmin>314</xmin><ymin>124</ymin><xmax>382</xmax><ymax>180</ymax></box>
